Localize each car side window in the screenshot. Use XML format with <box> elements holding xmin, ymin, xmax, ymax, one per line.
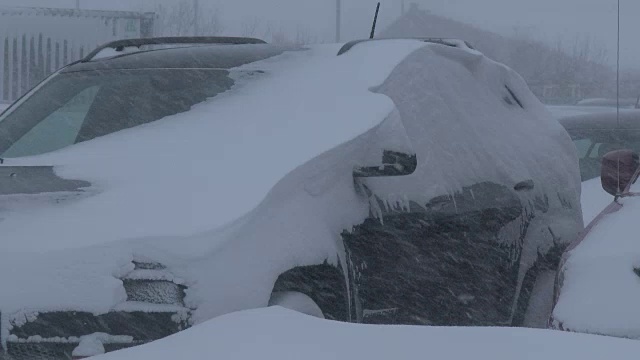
<box><xmin>0</xmin><ymin>69</ymin><xmax>234</xmax><ymax>158</ymax></box>
<box><xmin>573</xmin><ymin>138</ymin><xmax>592</xmax><ymax>159</ymax></box>
<box><xmin>2</xmin><ymin>86</ymin><xmax>100</xmax><ymax>158</ymax></box>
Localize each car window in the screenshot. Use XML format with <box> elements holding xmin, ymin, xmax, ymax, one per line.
<box><xmin>0</xmin><ymin>69</ymin><xmax>234</xmax><ymax>158</ymax></box>
<box><xmin>2</xmin><ymin>86</ymin><xmax>100</xmax><ymax>158</ymax></box>
<box><xmin>573</xmin><ymin>138</ymin><xmax>593</xmax><ymax>159</ymax></box>
<box><xmin>568</xmin><ymin>129</ymin><xmax>640</xmax><ymax>180</ymax></box>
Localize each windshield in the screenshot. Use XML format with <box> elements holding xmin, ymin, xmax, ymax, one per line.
<box><xmin>0</xmin><ymin>69</ymin><xmax>233</xmax><ymax>157</ymax></box>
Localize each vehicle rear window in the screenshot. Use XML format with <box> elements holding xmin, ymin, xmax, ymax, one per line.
<box><xmin>569</xmin><ymin>129</ymin><xmax>640</xmax><ymax>180</ymax></box>
<box><xmin>0</xmin><ymin>69</ymin><xmax>234</xmax><ymax>158</ymax></box>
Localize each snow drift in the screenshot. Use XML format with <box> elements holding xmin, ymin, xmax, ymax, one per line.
<box><xmin>97</xmin><ymin>307</ymin><xmax>640</xmax><ymax>360</ymax></box>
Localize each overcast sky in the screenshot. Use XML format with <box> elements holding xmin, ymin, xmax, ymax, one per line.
<box><xmin>1</xmin><ymin>0</ymin><xmax>637</xmax><ymax>68</ymax></box>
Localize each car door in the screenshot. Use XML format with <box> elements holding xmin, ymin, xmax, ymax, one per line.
<box><xmin>342</xmin><ymin>180</ymin><xmax>529</xmax><ymax>326</ymax></box>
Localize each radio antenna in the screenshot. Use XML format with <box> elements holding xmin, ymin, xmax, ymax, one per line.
<box><xmin>616</xmin><ymin>0</ymin><xmax>621</xmax><ymax>127</ymax></box>
<box><xmin>370</xmin><ymin>2</ymin><xmax>381</xmax><ymax>39</ymax></box>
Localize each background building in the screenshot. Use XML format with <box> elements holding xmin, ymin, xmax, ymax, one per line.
<box><xmin>0</xmin><ymin>7</ymin><xmax>155</xmax><ymax>103</ymax></box>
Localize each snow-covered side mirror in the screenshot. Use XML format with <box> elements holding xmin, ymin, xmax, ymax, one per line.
<box><xmin>353</xmin><ymin>150</ymin><xmax>417</xmax><ymax>177</ymax></box>
<box><xmin>601</xmin><ymin>149</ymin><xmax>640</xmax><ymax>197</ymax></box>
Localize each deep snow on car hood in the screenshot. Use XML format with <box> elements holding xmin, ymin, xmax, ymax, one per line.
<box><xmin>96</xmin><ymin>307</ymin><xmax>640</xmax><ymax>360</ymax></box>
<box><xmin>553</xmin><ymin>182</ymin><xmax>640</xmax><ymax>338</ymax></box>
<box><xmin>0</xmin><ymin>41</ymin><xmax>425</xmax><ymax>254</ymax></box>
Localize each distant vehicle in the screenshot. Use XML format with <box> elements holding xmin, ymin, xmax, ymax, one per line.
<box><xmin>551</xmin><ymin>149</ymin><xmax>640</xmax><ymax>339</ymax></box>
<box><xmin>0</xmin><ymin>36</ymin><xmax>582</xmax><ymax>359</ymax></box>
<box><xmin>546</xmin><ymin>105</ymin><xmax>619</xmax><ymax>121</ymax></box>
<box><xmin>576</xmin><ymin>98</ymin><xmax>639</xmax><ymax>108</ymax></box>
<box><xmin>558</xmin><ymin>110</ymin><xmax>640</xmax><ymax>181</ymax></box>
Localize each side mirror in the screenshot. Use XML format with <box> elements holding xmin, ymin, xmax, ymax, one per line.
<box><xmin>353</xmin><ymin>150</ymin><xmax>417</xmax><ymax>178</ymax></box>
<box><xmin>601</xmin><ymin>149</ymin><xmax>640</xmax><ymax>197</ymax></box>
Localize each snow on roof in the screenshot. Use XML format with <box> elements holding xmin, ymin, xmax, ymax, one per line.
<box><xmin>97</xmin><ymin>307</ymin><xmax>640</xmax><ymax>360</ymax></box>
<box><xmin>553</xmin><ymin>182</ymin><xmax>640</xmax><ymax>338</ymax></box>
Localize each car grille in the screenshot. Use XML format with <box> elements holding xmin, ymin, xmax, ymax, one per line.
<box><xmin>0</xmin><ymin>262</ymin><xmax>191</xmax><ymax>359</ymax></box>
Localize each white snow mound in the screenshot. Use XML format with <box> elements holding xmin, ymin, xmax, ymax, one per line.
<box><xmin>96</xmin><ymin>307</ymin><xmax>640</xmax><ymax>360</ymax></box>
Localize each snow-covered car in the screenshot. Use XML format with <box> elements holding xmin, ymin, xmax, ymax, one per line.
<box><xmin>551</xmin><ymin>149</ymin><xmax>640</xmax><ymax>338</ymax></box>
<box><xmin>0</xmin><ymin>36</ymin><xmax>582</xmax><ymax>358</ymax></box>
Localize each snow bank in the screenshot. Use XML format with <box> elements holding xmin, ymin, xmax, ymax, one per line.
<box><xmin>553</xmin><ymin>182</ymin><xmax>640</xmax><ymax>338</ymax></box>
<box><xmin>97</xmin><ymin>307</ymin><xmax>640</xmax><ymax>360</ymax></box>
<box><xmin>0</xmin><ymin>41</ymin><xmax>426</xmax><ymax>254</ymax></box>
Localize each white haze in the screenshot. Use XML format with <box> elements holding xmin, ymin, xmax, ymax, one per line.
<box><xmin>0</xmin><ymin>0</ymin><xmax>637</xmax><ymax>68</ymax></box>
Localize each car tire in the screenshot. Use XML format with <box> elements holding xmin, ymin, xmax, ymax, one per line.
<box><xmin>268</xmin><ymin>291</ymin><xmax>325</xmax><ymax>318</ymax></box>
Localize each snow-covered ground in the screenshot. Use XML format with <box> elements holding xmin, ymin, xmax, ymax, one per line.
<box><xmin>95</xmin><ymin>307</ymin><xmax>640</xmax><ymax>360</ymax></box>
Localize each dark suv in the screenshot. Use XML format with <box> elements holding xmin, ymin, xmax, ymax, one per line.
<box><xmin>0</xmin><ymin>37</ymin><xmax>582</xmax><ymax>359</ymax></box>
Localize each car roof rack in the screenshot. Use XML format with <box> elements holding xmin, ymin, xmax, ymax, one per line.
<box><xmin>337</xmin><ymin>37</ymin><xmax>474</xmax><ymax>56</ymax></box>
<box><xmin>83</xmin><ymin>36</ymin><xmax>267</xmax><ymax>62</ymax></box>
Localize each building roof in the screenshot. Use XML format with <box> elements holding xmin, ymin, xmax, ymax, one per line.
<box><xmin>0</xmin><ymin>6</ymin><xmax>155</xmax><ymax>20</ymax></box>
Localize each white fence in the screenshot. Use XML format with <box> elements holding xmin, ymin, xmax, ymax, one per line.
<box><xmin>0</xmin><ymin>7</ymin><xmax>155</xmax><ymax>103</ymax></box>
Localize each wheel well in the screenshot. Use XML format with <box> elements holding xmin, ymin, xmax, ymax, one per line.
<box><xmin>271</xmin><ymin>261</ymin><xmax>349</xmax><ymax>322</ymax></box>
